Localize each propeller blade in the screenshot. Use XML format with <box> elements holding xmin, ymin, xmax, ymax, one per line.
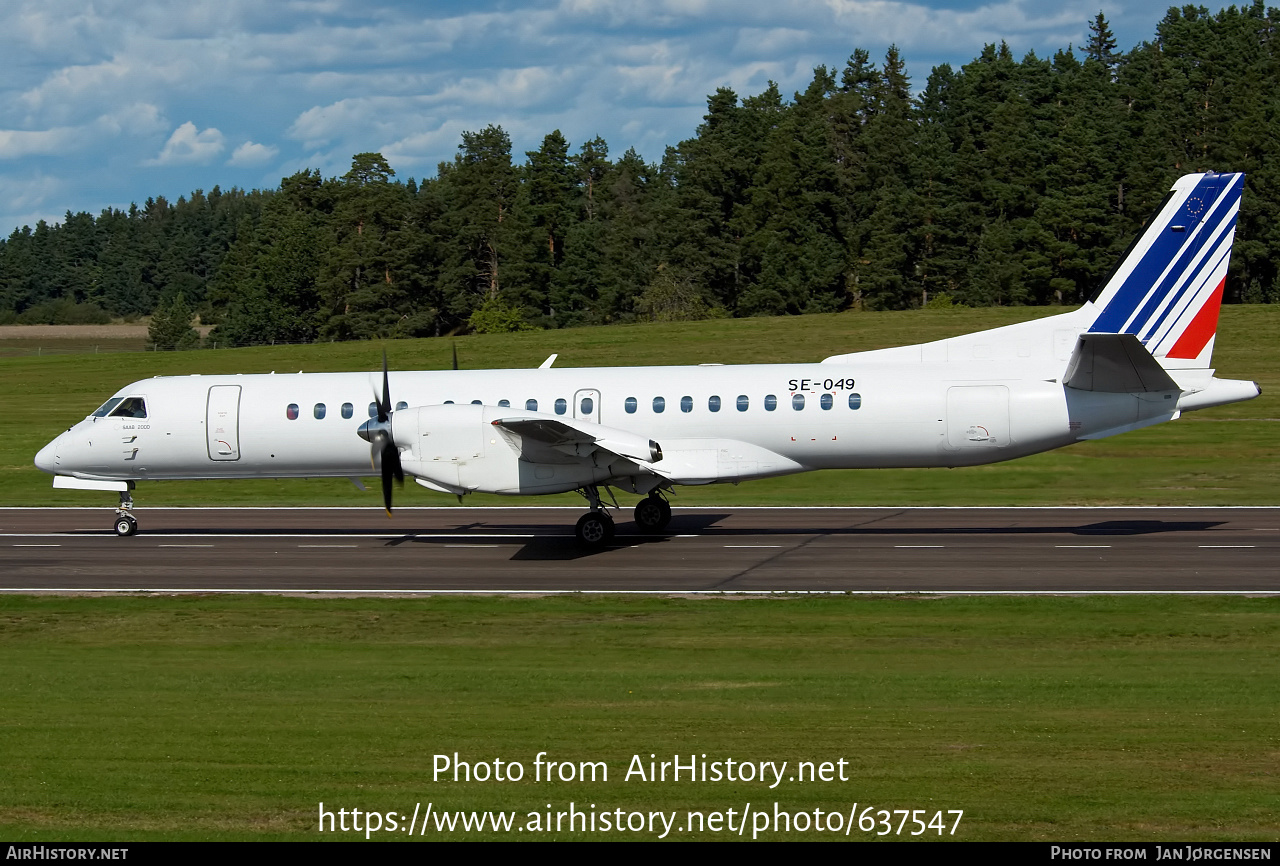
<box><xmin>363</xmin><ymin>351</ymin><xmax>401</xmax><ymax>515</ymax></box>
<box><xmin>380</xmin><ymin>438</ymin><xmax>403</xmax><ymax>515</ymax></box>
<box><xmin>452</xmin><ymin>343</ymin><xmax>459</xmax><ymax>371</ymax></box>
<box><xmin>378</xmin><ymin>351</ymin><xmax>392</xmax><ymax>423</ymax></box>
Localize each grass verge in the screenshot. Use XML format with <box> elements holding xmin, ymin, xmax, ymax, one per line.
<box><xmin>0</xmin><ymin>594</ymin><xmax>1276</xmax><ymax>841</ymax></box>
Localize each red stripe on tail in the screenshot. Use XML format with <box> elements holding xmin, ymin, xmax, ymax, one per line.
<box><xmin>1165</xmin><ymin>277</ymin><xmax>1225</xmax><ymax>360</ymax></box>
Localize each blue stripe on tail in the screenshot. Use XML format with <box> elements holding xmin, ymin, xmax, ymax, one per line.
<box><xmin>1088</xmin><ymin>173</ymin><xmax>1241</xmax><ymax>337</ymax></box>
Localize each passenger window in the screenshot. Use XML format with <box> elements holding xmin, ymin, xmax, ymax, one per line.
<box><xmin>680</xmin><ymin>396</ymin><xmax>693</xmax><ymax>413</ymax></box>
<box><xmin>109</xmin><ymin>397</ymin><xmax>147</xmax><ymax>418</ymax></box>
<box><xmin>653</xmin><ymin>396</ymin><xmax>665</xmax><ymax>413</ymax></box>
<box><xmin>625</xmin><ymin>397</ymin><xmax>637</xmax><ymax>414</ymax></box>
<box><xmin>443</xmin><ymin>400</ymin><xmax>454</xmax><ymax>405</ymax></box>
<box><xmin>581</xmin><ymin>397</ymin><xmax>594</xmax><ymax>415</ymax></box>
<box><xmin>820</xmin><ymin>393</ymin><xmax>833</xmax><ymax>410</ymax></box>
<box><xmin>341</xmin><ymin>402</ymin><xmax>354</xmax><ymax>419</ymax></box>
<box><xmin>314</xmin><ymin>403</ymin><xmax>326</xmax><ymax>419</ymax></box>
<box><xmin>554</xmin><ymin>398</ymin><xmax>567</xmax><ymax>415</ymax></box>
<box><xmin>736</xmin><ymin>395</ymin><xmax>749</xmax><ymax>412</ymax></box>
<box><xmin>471</xmin><ymin>400</ymin><xmax>482</xmax><ymax>405</ymax></box>
<box><xmin>368</xmin><ymin>402</ymin><xmax>377</xmax><ymax>418</ymax></box>
<box><xmin>792</xmin><ymin>394</ymin><xmax>804</xmax><ymax>410</ymax></box>
<box><xmin>526</xmin><ymin>398</ymin><xmax>538</xmax><ymax>411</ymax></box>
<box><xmin>92</xmin><ymin>397</ymin><xmax>124</xmax><ymax>417</ymax></box>
<box><xmin>396</xmin><ymin>401</ymin><xmax>408</xmax><ymax>411</ymax></box>
<box><xmin>498</xmin><ymin>399</ymin><xmax>510</xmax><ymax>408</ymax></box>
<box><xmin>764</xmin><ymin>395</ymin><xmax>777</xmax><ymax>411</ymax></box>
<box><xmin>287</xmin><ymin>403</ymin><xmax>299</xmax><ymax>420</ymax></box>
<box><xmin>849</xmin><ymin>393</ymin><xmax>862</xmax><ymax>410</ymax></box>
<box><xmin>708</xmin><ymin>395</ymin><xmax>721</xmax><ymax>412</ymax></box>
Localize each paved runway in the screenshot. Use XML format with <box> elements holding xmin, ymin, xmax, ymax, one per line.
<box><xmin>0</xmin><ymin>506</ymin><xmax>1276</xmax><ymax>593</ymax></box>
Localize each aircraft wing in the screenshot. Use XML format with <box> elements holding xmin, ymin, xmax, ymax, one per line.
<box><xmin>490</xmin><ymin>415</ymin><xmax>666</xmax><ymax>472</ymax></box>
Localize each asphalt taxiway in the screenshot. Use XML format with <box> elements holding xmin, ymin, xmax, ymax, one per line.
<box><xmin>0</xmin><ymin>507</ymin><xmax>1276</xmax><ymax>593</ymax></box>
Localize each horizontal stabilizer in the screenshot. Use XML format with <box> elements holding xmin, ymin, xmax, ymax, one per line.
<box><xmin>1063</xmin><ymin>333</ymin><xmax>1180</xmax><ymax>393</ymax></box>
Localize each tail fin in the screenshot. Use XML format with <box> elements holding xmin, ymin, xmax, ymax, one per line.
<box><xmin>1086</xmin><ymin>172</ymin><xmax>1244</xmax><ymax>368</ymax></box>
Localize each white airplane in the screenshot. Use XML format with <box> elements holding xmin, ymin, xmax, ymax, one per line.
<box><xmin>34</xmin><ymin>171</ymin><xmax>1261</xmax><ymax>546</ymax></box>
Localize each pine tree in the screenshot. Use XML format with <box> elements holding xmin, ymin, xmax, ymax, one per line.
<box><xmin>1087</xmin><ymin>11</ymin><xmax>1120</xmax><ymax>74</ymax></box>
<box><xmin>148</xmin><ymin>292</ymin><xmax>200</xmax><ymax>350</ymax></box>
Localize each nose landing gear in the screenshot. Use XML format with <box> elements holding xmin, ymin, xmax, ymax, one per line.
<box><xmin>114</xmin><ymin>490</ymin><xmax>138</xmax><ymax>537</ymax></box>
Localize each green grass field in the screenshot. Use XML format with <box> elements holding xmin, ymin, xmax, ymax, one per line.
<box><xmin>3</xmin><ymin>304</ymin><xmax>1278</xmax><ymax>507</ymax></box>
<box><xmin>0</xmin><ymin>595</ymin><xmax>1276</xmax><ymax>842</ymax></box>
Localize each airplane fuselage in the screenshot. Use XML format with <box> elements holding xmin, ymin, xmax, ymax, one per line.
<box><xmin>35</xmin><ymin>340</ymin><xmax>1226</xmax><ymax>490</ymax></box>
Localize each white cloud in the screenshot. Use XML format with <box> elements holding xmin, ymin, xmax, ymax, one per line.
<box><xmin>228</xmin><ymin>140</ymin><xmax>280</xmax><ymax>165</ymax></box>
<box><xmin>95</xmin><ymin>103</ymin><xmax>168</xmax><ymax>137</ymax></box>
<box><xmin>18</xmin><ymin>59</ymin><xmax>135</xmax><ymax>119</ymax></box>
<box><xmin>147</xmin><ymin>122</ymin><xmax>226</xmax><ymax>166</ymax></box>
<box><xmin>0</xmin><ymin>106</ymin><xmax>167</xmax><ymax>161</ymax></box>
<box><xmin>0</xmin><ymin>127</ymin><xmax>81</xmax><ymax>159</ymax></box>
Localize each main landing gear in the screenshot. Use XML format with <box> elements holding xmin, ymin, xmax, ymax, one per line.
<box><xmin>633</xmin><ymin>492</ymin><xmax>672</xmax><ymax>532</ymax></box>
<box><xmin>574</xmin><ymin>487</ymin><xmax>672</xmax><ymax>548</ymax></box>
<box><xmin>574</xmin><ymin>485</ymin><xmax>616</xmax><ymax>548</ymax></box>
<box><xmin>113</xmin><ymin>490</ymin><xmax>138</xmax><ymax>537</ymax></box>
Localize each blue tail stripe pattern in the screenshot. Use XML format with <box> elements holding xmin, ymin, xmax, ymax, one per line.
<box><xmin>1141</xmin><ymin>223</ymin><xmax>1234</xmax><ymax>348</ymax></box>
<box><xmin>1088</xmin><ymin>173</ymin><xmax>1243</xmax><ymax>339</ymax></box>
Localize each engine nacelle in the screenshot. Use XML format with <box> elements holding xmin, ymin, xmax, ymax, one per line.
<box><xmin>392</xmin><ymin>403</ymin><xmax>661</xmax><ymax>495</ymax></box>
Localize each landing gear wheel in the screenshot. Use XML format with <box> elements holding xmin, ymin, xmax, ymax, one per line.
<box><xmin>114</xmin><ymin>514</ymin><xmax>138</xmax><ymax>537</ymax></box>
<box><xmin>575</xmin><ymin>512</ymin><xmax>614</xmax><ymax>548</ymax></box>
<box><xmin>634</xmin><ymin>496</ymin><xmax>672</xmax><ymax>532</ymax></box>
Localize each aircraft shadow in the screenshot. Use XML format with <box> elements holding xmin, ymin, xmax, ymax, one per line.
<box><xmin>511</xmin><ymin>512</ymin><xmax>734</xmax><ymax>560</ymax></box>
<box><xmin>374</xmin><ymin>513</ymin><xmax>735</xmax><ymax>560</ymax></box>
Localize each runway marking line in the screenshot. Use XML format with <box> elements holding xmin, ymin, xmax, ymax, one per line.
<box><xmin>724</xmin><ymin>545</ymin><xmax>782</xmax><ymax>548</ymax></box>
<box><xmin>1199</xmin><ymin>545</ymin><xmax>1257</xmax><ymax>548</ymax></box>
<box><xmin>3</xmin><ymin>589</ymin><xmax>1280</xmax><ymax>596</ymax></box>
<box><xmin>12</xmin><ymin>544</ymin><xmax>60</xmax><ymax>547</ymax></box>
<box><xmin>895</xmin><ymin>545</ymin><xmax>945</xmax><ymax>548</ymax></box>
<box><xmin>158</xmin><ymin>544</ymin><xmax>214</xmax><ymax>548</ymax></box>
<box><xmin>298</xmin><ymin>544</ymin><xmax>359</xmax><ymax>548</ymax></box>
<box><xmin>1056</xmin><ymin>545</ymin><xmax>1112</xmax><ymax>548</ymax></box>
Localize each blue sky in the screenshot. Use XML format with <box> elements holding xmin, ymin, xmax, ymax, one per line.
<box><xmin>0</xmin><ymin>1</ymin><xmax>1233</xmax><ymax>233</ymax></box>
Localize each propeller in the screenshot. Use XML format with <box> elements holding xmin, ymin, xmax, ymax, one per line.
<box><xmin>356</xmin><ymin>352</ymin><xmax>404</xmax><ymax>515</ymax></box>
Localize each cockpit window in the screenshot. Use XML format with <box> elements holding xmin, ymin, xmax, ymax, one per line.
<box><xmin>92</xmin><ymin>397</ymin><xmax>125</xmax><ymax>417</ymax></box>
<box><xmin>107</xmin><ymin>397</ymin><xmax>147</xmax><ymax>419</ymax></box>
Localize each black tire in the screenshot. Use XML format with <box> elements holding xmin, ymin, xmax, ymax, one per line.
<box><xmin>634</xmin><ymin>497</ymin><xmax>671</xmax><ymax>532</ymax></box>
<box><xmin>575</xmin><ymin>512</ymin><xmax>613</xmax><ymax>548</ymax></box>
<box><xmin>656</xmin><ymin>499</ymin><xmax>672</xmax><ymax>530</ymax></box>
<box><xmin>114</xmin><ymin>515</ymin><xmax>137</xmax><ymax>537</ymax></box>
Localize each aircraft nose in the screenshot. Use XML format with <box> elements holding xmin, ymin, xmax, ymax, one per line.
<box><xmin>34</xmin><ymin>436</ymin><xmax>59</xmax><ymax>474</ymax></box>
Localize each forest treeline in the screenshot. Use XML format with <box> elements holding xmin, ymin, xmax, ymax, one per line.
<box><xmin>3</xmin><ymin>5</ymin><xmax>1280</xmax><ymax>347</ymax></box>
